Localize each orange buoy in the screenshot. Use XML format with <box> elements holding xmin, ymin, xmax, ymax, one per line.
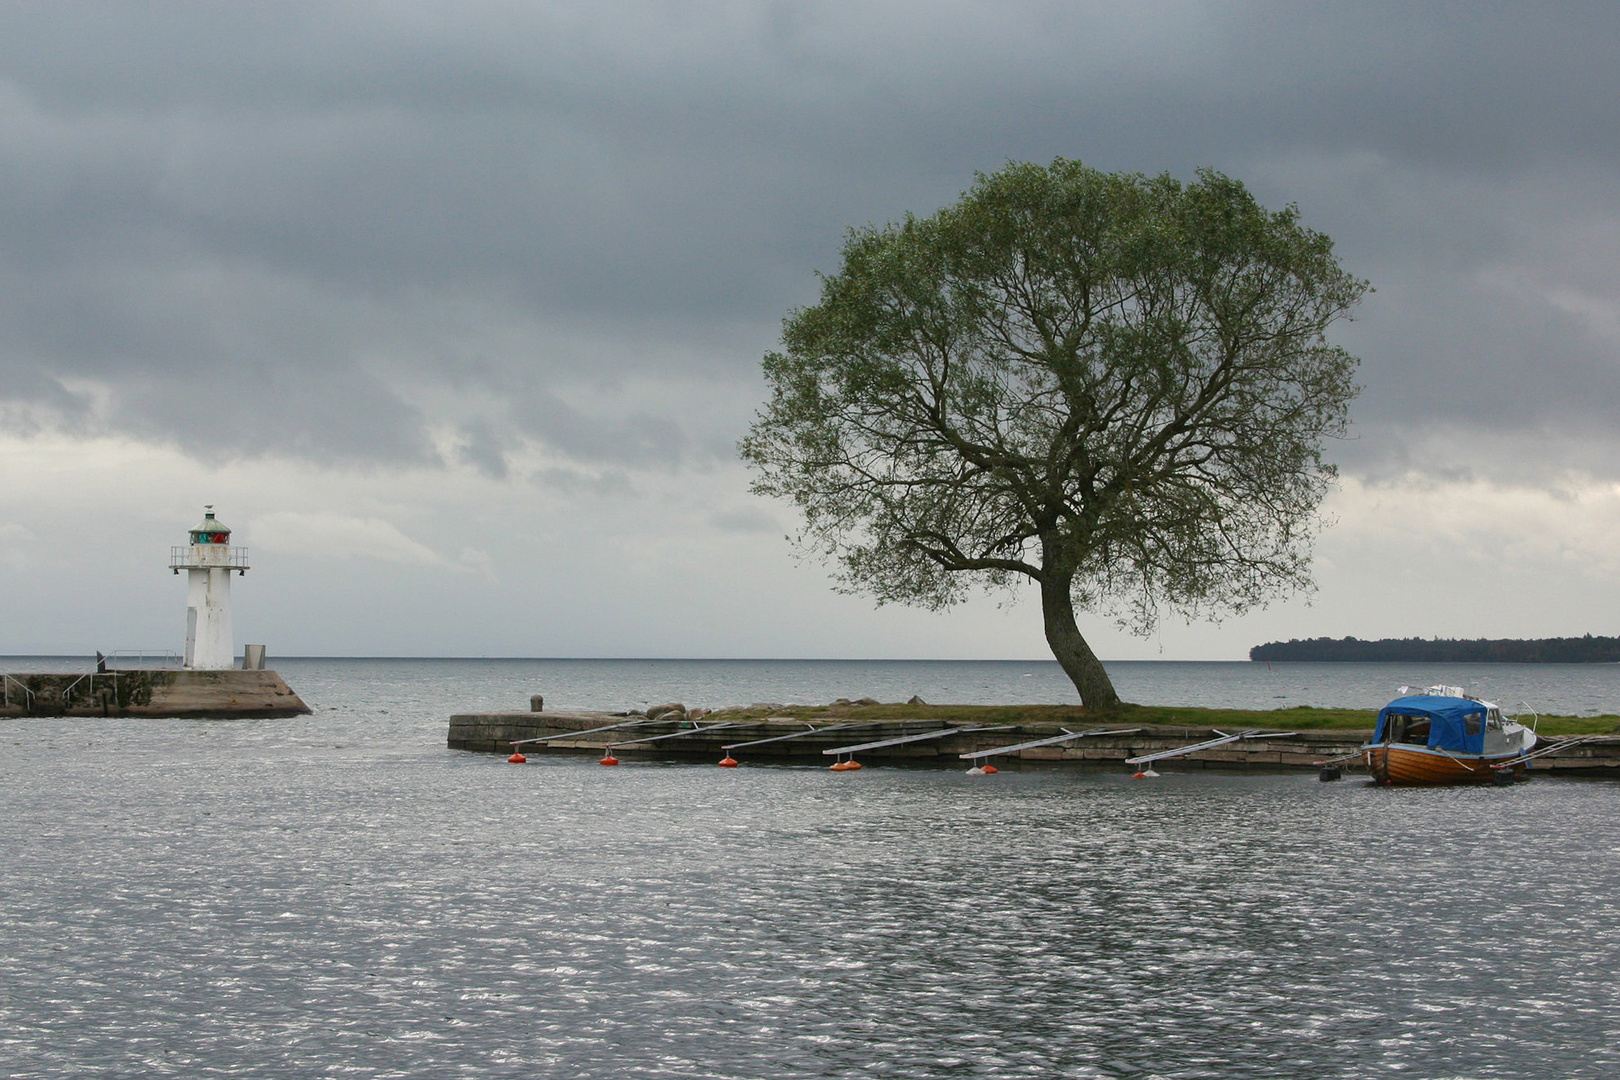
<box><xmin>718</xmin><ymin>755</ymin><xmax>739</xmax><ymax>768</ymax></box>
<box><xmin>1130</xmin><ymin>767</ymin><xmax>1160</xmax><ymax>779</ymax></box>
<box><xmin>599</xmin><ymin>752</ymin><xmax>620</xmax><ymax>766</ymax></box>
<box><xmin>507</xmin><ymin>751</ymin><xmax>527</xmax><ymax>764</ymax></box>
<box><xmin>844</xmin><ymin>760</ymin><xmax>862</xmax><ymax>770</ymax></box>
<box><xmin>981</xmin><ymin>764</ymin><xmax>998</xmax><ymax>774</ymax></box>
<box><xmin>830</xmin><ymin>758</ymin><xmax>862</xmax><ymax>771</ymax></box>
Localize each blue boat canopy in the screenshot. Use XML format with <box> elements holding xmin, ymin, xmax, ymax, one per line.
<box><xmin>1375</xmin><ymin>695</ymin><xmax>1489</xmax><ymax>754</ymax></box>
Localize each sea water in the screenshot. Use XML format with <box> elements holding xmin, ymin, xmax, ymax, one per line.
<box><xmin>277</xmin><ymin>655</ymin><xmax>1620</xmax><ymax>717</ymax></box>
<box><xmin>3</xmin><ymin>658</ymin><xmax>1618</xmax><ymax>1079</ymax></box>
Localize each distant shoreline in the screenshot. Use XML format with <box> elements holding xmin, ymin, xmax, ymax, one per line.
<box><xmin>1251</xmin><ymin>636</ymin><xmax>1620</xmax><ymax>664</ymax></box>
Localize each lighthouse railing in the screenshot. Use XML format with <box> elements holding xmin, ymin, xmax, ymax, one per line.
<box><xmin>169</xmin><ymin>545</ymin><xmax>251</xmax><ymax>571</ymax></box>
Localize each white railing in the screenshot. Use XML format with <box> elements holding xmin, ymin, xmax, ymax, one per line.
<box><xmin>62</xmin><ymin>671</ymin><xmax>121</xmax><ymax>705</ymax></box>
<box><xmin>3</xmin><ymin>674</ymin><xmax>34</xmax><ymax>710</ymax></box>
<box><xmin>102</xmin><ymin>650</ymin><xmax>184</xmax><ymax>670</ymax></box>
<box><xmin>169</xmin><ymin>545</ymin><xmax>251</xmax><ymax>571</ymax></box>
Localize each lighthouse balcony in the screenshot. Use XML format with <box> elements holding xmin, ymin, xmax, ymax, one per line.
<box><xmin>169</xmin><ymin>545</ymin><xmax>251</xmax><ymax>573</ymax></box>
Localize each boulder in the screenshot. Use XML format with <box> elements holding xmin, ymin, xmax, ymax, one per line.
<box><xmin>688</xmin><ymin>707</ymin><xmax>711</xmax><ymax>720</ymax></box>
<box><xmin>855</xmin><ymin>697</ymin><xmax>880</xmax><ymax>706</ymax></box>
<box><xmin>529</xmin><ymin>694</ymin><xmax>545</xmax><ymax>712</ymax></box>
<box><xmin>646</xmin><ymin>703</ymin><xmax>687</xmax><ymax>722</ymax></box>
<box><xmin>907</xmin><ymin>695</ymin><xmax>928</xmax><ymax>706</ymax></box>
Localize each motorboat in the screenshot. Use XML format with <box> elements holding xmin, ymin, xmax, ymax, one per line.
<box><xmin>1362</xmin><ymin>684</ymin><xmax>1537</xmax><ymax>786</ymax></box>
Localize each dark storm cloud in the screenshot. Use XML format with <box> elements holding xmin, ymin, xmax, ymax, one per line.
<box><xmin>0</xmin><ymin>2</ymin><xmax>1615</xmax><ymax>475</ymax></box>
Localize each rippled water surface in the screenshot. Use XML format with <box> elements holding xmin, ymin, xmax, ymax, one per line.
<box><xmin>4</xmin><ymin>659</ymin><xmax>1618</xmax><ymax>1078</ymax></box>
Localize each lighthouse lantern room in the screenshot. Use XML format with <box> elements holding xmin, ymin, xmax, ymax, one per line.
<box><xmin>169</xmin><ymin>506</ymin><xmax>250</xmax><ymax>669</ymax></box>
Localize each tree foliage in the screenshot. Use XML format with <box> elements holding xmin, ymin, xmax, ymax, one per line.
<box><xmin>741</xmin><ymin>159</ymin><xmax>1367</xmax><ymax>707</ymax></box>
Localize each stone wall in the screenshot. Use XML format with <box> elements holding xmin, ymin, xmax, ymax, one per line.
<box><xmin>1</xmin><ymin>668</ymin><xmax>310</xmax><ymax>718</ymax></box>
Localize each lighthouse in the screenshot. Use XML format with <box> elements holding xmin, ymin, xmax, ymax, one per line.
<box><xmin>169</xmin><ymin>506</ymin><xmax>249</xmax><ymax>670</ymax></box>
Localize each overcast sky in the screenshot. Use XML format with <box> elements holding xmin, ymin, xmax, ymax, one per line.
<box><xmin>3</xmin><ymin>1</ymin><xmax>1618</xmax><ymax>662</ymax></box>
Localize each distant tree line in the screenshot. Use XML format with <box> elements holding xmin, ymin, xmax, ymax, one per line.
<box><xmin>1249</xmin><ymin>635</ymin><xmax>1620</xmax><ymax>663</ymax></box>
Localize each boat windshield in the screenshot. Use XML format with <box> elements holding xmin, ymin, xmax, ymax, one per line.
<box><xmin>1383</xmin><ymin>713</ymin><xmax>1430</xmax><ymax>746</ymax></box>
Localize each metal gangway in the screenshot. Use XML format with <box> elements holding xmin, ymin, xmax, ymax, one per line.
<box><xmin>959</xmin><ymin>727</ymin><xmax>1144</xmax><ymax>761</ymax></box>
<box><xmin>1489</xmin><ymin>734</ymin><xmax>1620</xmax><ymax>771</ymax></box>
<box><xmin>1125</xmin><ymin>729</ymin><xmax>1299</xmax><ymax>766</ymax></box>
<box><xmin>509</xmin><ymin>718</ymin><xmax>662</xmax><ymax>747</ymax></box>
<box><xmin>821</xmin><ymin>725</ymin><xmax>1015</xmax><ymax>758</ymax></box>
<box><xmin>510</xmin><ymin>718</ymin><xmax>746</xmax><ymax>750</ymax></box>
<box><xmin>722</xmin><ymin>722</ymin><xmax>864</xmax><ymax>751</ymax></box>
<box><xmin>614</xmin><ymin>722</ymin><xmax>745</xmax><ymax>746</ymax></box>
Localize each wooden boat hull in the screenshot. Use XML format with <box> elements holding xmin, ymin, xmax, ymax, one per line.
<box><xmin>1363</xmin><ymin>744</ymin><xmax>1525</xmax><ymax>786</ymax></box>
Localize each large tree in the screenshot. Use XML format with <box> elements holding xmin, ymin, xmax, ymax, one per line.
<box><xmin>741</xmin><ymin>160</ymin><xmax>1366</xmax><ymax>709</ymax></box>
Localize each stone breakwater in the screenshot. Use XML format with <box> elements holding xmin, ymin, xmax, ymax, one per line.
<box><xmin>1</xmin><ymin>669</ymin><xmax>310</xmax><ymax>719</ymax></box>
<box><xmin>448</xmin><ymin>705</ymin><xmax>1620</xmax><ymax>775</ymax></box>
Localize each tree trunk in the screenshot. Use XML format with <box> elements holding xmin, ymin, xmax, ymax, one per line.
<box><xmin>1039</xmin><ymin>570</ymin><xmax>1122</xmax><ymax>711</ymax></box>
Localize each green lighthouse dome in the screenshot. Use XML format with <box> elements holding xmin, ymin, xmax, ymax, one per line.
<box><xmin>189</xmin><ymin>507</ymin><xmax>232</xmax><ymax>546</ymax></box>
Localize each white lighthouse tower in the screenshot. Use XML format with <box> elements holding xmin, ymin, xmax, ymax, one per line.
<box><xmin>169</xmin><ymin>506</ymin><xmax>249</xmax><ymax>670</ymax></box>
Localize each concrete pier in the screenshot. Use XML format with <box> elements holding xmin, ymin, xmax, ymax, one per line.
<box><xmin>448</xmin><ymin>709</ymin><xmax>1620</xmax><ymax>775</ymax></box>
<box><xmin>448</xmin><ymin>710</ymin><xmax>1361</xmax><ymax>770</ymax></box>
<box><xmin>1</xmin><ymin>668</ymin><xmax>310</xmax><ymax>719</ymax></box>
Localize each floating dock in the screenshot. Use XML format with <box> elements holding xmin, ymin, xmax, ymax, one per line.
<box><xmin>2</xmin><ymin>668</ymin><xmax>310</xmax><ymax>719</ymax></box>
<box><xmin>448</xmin><ymin>709</ymin><xmax>1620</xmax><ymax>775</ymax></box>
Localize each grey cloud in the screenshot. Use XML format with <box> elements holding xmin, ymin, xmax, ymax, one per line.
<box><xmin>531</xmin><ymin>464</ymin><xmax>635</xmax><ymax>499</ymax></box>
<box><xmin>709</xmin><ymin>506</ymin><xmax>779</xmax><ymax>534</ymax></box>
<box><xmin>0</xmin><ymin>2</ymin><xmax>1615</xmax><ymax>481</ymax></box>
<box><xmin>0</xmin><ymin>245</ymin><xmax>439</xmax><ymax>464</ymax></box>
<box><xmin>122</xmin><ymin>366</ymin><xmax>436</xmax><ymax>465</ymax></box>
<box><xmin>1220</xmin><ymin>3</ymin><xmax>1620</xmax><ymax>172</ymax></box>
<box><xmin>455</xmin><ymin>418</ymin><xmax>508</xmax><ymax>479</ymax></box>
<box><xmin>510</xmin><ymin>389</ymin><xmax>689</xmax><ymax>470</ymax></box>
